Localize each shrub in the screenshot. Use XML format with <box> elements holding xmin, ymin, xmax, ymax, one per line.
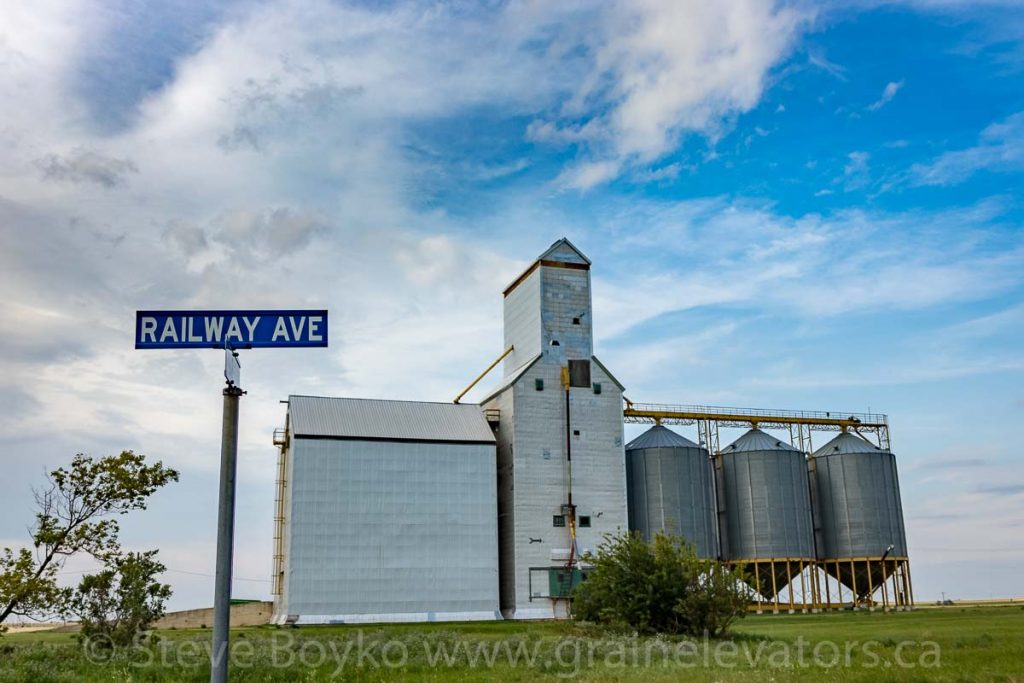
<box><xmin>572</xmin><ymin>532</ymin><xmax>749</xmax><ymax>637</ymax></box>
<box><xmin>68</xmin><ymin>550</ymin><xmax>172</xmax><ymax>647</ymax></box>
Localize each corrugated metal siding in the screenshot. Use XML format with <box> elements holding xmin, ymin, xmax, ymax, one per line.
<box><xmin>507</xmin><ymin>356</ymin><xmax>627</xmax><ymax>618</ymax></box>
<box><xmin>484</xmin><ymin>386</ymin><xmax>517</xmax><ymax>613</ymax></box>
<box><xmin>503</xmin><ymin>268</ymin><xmax>542</xmax><ymax>374</ymax></box>
<box><xmin>540</xmin><ymin>265</ymin><xmax>592</xmax><ymax>362</ymax></box>
<box><xmin>283</xmin><ymin>439</ymin><xmax>499</xmax><ymax>619</ymax></box>
<box><xmin>288</xmin><ymin>396</ymin><xmax>495</xmax><ymax>443</ymax></box>
<box><xmin>626</xmin><ymin>426</ymin><xmax>718</xmax><ymax>558</ymax></box>
<box><xmin>720</xmin><ymin>429</ymin><xmax>815</xmax><ymax>560</ymax></box>
<box><xmin>812</xmin><ymin>433</ymin><xmax>908</xmax><ymax>558</ymax></box>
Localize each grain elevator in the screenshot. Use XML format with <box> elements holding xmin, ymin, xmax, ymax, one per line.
<box><xmin>271</xmin><ymin>237</ymin><xmax>913</xmax><ymax>623</ymax></box>
<box><xmin>480</xmin><ymin>238</ymin><xmax>628</xmax><ymax>619</ymax></box>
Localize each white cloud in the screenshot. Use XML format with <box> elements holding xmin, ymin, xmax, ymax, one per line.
<box><xmin>535</xmin><ymin>0</ymin><xmax>810</xmax><ymax>188</ymax></box>
<box><xmin>554</xmin><ymin>160</ymin><xmax>622</xmax><ymax>191</ymax></box>
<box><xmin>589</xmin><ymin>196</ymin><xmax>1023</xmax><ymax>339</ymax></box>
<box><xmin>911</xmin><ymin>111</ymin><xmax>1024</xmax><ymax>185</ymax></box>
<box><xmin>807</xmin><ymin>47</ymin><xmax>848</xmax><ymax>80</ymax></box>
<box><xmin>632</xmin><ymin>162</ymin><xmax>687</xmax><ymax>184</ymax></box>
<box><xmin>841</xmin><ymin>151</ymin><xmax>871</xmax><ymax>190</ymax></box>
<box><xmin>867</xmin><ymin>79</ymin><xmax>905</xmax><ymax>110</ymax></box>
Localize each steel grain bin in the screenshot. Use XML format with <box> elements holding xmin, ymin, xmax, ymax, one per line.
<box><xmin>718</xmin><ymin>429</ymin><xmax>815</xmax><ymax>598</ymax></box>
<box><xmin>625</xmin><ymin>425</ymin><xmax>718</xmax><ymax>558</ymax></box>
<box><xmin>810</xmin><ymin>431</ymin><xmax>910</xmax><ymax>603</ymax></box>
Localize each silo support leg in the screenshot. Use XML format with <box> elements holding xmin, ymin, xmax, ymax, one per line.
<box><xmin>770</xmin><ymin>560</ymin><xmax>779</xmax><ymax>614</ymax></box>
<box><xmin>786</xmin><ymin>561</ymin><xmax>794</xmax><ymax>614</ymax></box>
<box><xmin>850</xmin><ymin>559</ymin><xmax>858</xmax><ymax>610</ymax></box>
<box><xmin>799</xmin><ymin>560</ymin><xmax>808</xmax><ymax>613</ymax></box>
<box><xmin>909</xmin><ymin>561</ymin><xmax>917</xmax><ymax>610</ymax></box>
<box><xmin>823</xmin><ymin>563</ymin><xmax>832</xmax><ymax>611</ymax></box>
<box><xmin>753</xmin><ymin>561</ymin><xmax>763</xmax><ymax>614</ymax></box>
<box><xmin>811</xmin><ymin>562</ymin><xmax>821</xmax><ymax>612</ymax></box>
<box><xmin>905</xmin><ymin>561</ymin><xmax>913</xmax><ymax>610</ymax></box>
<box><xmin>867</xmin><ymin>559</ymin><xmax>875</xmax><ymax>611</ymax></box>
<box><xmin>880</xmin><ymin>560</ymin><xmax>889</xmax><ymax>612</ymax></box>
<box><xmin>834</xmin><ymin>562</ymin><xmax>842</xmax><ymax>610</ymax></box>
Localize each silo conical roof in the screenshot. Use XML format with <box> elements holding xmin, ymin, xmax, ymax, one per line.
<box><xmin>812</xmin><ymin>431</ymin><xmax>888</xmax><ymax>457</ymax></box>
<box><xmin>626</xmin><ymin>425</ymin><xmax>702</xmax><ymax>450</ymax></box>
<box><xmin>722</xmin><ymin>428</ymin><xmax>800</xmax><ymax>453</ymax></box>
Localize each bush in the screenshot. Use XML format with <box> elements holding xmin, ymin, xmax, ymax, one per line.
<box><xmin>572</xmin><ymin>532</ymin><xmax>749</xmax><ymax>637</ymax></box>
<box><xmin>68</xmin><ymin>550</ymin><xmax>171</xmax><ymax>647</ymax></box>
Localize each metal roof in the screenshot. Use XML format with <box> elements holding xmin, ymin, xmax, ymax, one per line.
<box><xmin>288</xmin><ymin>395</ymin><xmax>495</xmax><ymax>444</ymax></box>
<box><xmin>812</xmin><ymin>431</ymin><xmax>888</xmax><ymax>457</ymax></box>
<box><xmin>478</xmin><ymin>353</ymin><xmax>542</xmax><ymax>405</ymax></box>
<box><xmin>592</xmin><ymin>355</ymin><xmax>625</xmax><ymax>392</ymax></box>
<box><xmin>722</xmin><ymin>428</ymin><xmax>801</xmax><ymax>453</ymax></box>
<box><xmin>626</xmin><ymin>425</ymin><xmax>702</xmax><ymax>451</ymax></box>
<box><xmin>537</xmin><ymin>237</ymin><xmax>591</xmax><ymax>265</ymax></box>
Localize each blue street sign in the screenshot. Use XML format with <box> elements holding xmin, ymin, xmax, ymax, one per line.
<box><xmin>135</xmin><ymin>310</ymin><xmax>328</xmax><ymax>349</ymax></box>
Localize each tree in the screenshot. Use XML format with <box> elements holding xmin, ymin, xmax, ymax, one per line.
<box><xmin>68</xmin><ymin>550</ymin><xmax>172</xmax><ymax>647</ymax></box>
<box><xmin>674</xmin><ymin>560</ymin><xmax>751</xmax><ymax>637</ymax></box>
<box><xmin>0</xmin><ymin>451</ymin><xmax>179</xmax><ymax>631</ymax></box>
<box><xmin>572</xmin><ymin>531</ymin><xmax>749</xmax><ymax>637</ymax></box>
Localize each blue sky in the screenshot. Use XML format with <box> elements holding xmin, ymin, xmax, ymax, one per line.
<box><xmin>1</xmin><ymin>0</ymin><xmax>1022</xmax><ymax>612</ymax></box>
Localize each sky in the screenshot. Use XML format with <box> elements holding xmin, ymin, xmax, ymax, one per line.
<box><xmin>1</xmin><ymin>0</ymin><xmax>1022</xmax><ymax>614</ymax></box>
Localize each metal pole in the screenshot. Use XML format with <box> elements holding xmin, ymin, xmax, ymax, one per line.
<box><xmin>211</xmin><ymin>384</ymin><xmax>243</xmax><ymax>683</ymax></box>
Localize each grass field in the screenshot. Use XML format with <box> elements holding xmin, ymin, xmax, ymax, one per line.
<box><xmin>2</xmin><ymin>606</ymin><xmax>1023</xmax><ymax>681</ymax></box>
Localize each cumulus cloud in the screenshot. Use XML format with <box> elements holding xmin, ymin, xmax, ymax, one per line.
<box><xmin>910</xmin><ymin>111</ymin><xmax>1024</xmax><ymax>185</ymax></box>
<box><xmin>215</xmin><ymin>208</ymin><xmax>324</xmax><ymax>260</ymax></box>
<box><xmin>537</xmin><ymin>0</ymin><xmax>810</xmax><ymax>188</ymax></box>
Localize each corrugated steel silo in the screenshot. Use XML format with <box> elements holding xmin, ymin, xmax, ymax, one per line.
<box><xmin>625</xmin><ymin>425</ymin><xmax>718</xmax><ymax>558</ymax></box>
<box><xmin>718</xmin><ymin>429</ymin><xmax>815</xmax><ymax>601</ymax></box>
<box><xmin>810</xmin><ymin>431</ymin><xmax>912</xmax><ymax>608</ymax></box>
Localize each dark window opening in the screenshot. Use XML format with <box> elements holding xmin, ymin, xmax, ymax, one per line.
<box><xmin>535</xmin><ymin>378</ymin><xmax>544</xmax><ymax>391</ymax></box>
<box><xmin>593</xmin><ymin>382</ymin><xmax>602</xmax><ymax>395</ymax></box>
<box><xmin>572</xmin><ymin>317</ymin><xmax>581</xmax><ymax>325</ymax></box>
<box><xmin>553</xmin><ymin>515</ymin><xmax>566</xmax><ymax>527</ymax></box>
<box><xmin>573</xmin><ymin>429</ymin><xmax>580</xmax><ymax>436</ymax></box>
<box><xmin>579</xmin><ymin>516</ymin><xmax>591</xmax><ymax>528</ymax></box>
<box><xmin>550</xmin><ymin>339</ymin><xmax>560</xmax><ymax>346</ymax></box>
<box><xmin>568</xmin><ymin>359</ymin><xmax>591</xmax><ymax>387</ymax></box>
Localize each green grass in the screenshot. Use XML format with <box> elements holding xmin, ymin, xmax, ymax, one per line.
<box><xmin>3</xmin><ymin>606</ymin><xmax>1023</xmax><ymax>681</ymax></box>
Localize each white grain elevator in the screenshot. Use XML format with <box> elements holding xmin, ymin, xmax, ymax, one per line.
<box><xmin>482</xmin><ymin>238</ymin><xmax>628</xmax><ymax>619</ymax></box>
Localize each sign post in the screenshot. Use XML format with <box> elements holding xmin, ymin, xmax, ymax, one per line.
<box><xmin>135</xmin><ymin>310</ymin><xmax>328</xmax><ymax>683</ymax></box>
<box><xmin>211</xmin><ymin>371</ymin><xmax>242</xmax><ymax>683</ymax></box>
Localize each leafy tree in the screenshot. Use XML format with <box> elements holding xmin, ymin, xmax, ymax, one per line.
<box><xmin>572</xmin><ymin>531</ymin><xmax>749</xmax><ymax>637</ymax></box>
<box><xmin>0</xmin><ymin>451</ymin><xmax>179</xmax><ymax>631</ymax></box>
<box><xmin>675</xmin><ymin>559</ymin><xmax>751</xmax><ymax>637</ymax></box>
<box><xmin>68</xmin><ymin>550</ymin><xmax>172</xmax><ymax>647</ymax></box>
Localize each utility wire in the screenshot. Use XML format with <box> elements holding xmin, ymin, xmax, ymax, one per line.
<box><xmin>56</xmin><ymin>567</ymin><xmax>271</xmax><ymax>583</ymax></box>
<box><xmin>164</xmin><ymin>567</ymin><xmax>271</xmax><ymax>583</ymax></box>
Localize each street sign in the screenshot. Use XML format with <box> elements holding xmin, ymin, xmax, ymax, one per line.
<box><xmin>224</xmin><ymin>349</ymin><xmax>240</xmax><ymax>387</ymax></box>
<box><xmin>135</xmin><ymin>310</ymin><xmax>328</xmax><ymax>349</ymax></box>
<box><xmin>134</xmin><ymin>307</ymin><xmax>327</xmax><ymax>683</ymax></box>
